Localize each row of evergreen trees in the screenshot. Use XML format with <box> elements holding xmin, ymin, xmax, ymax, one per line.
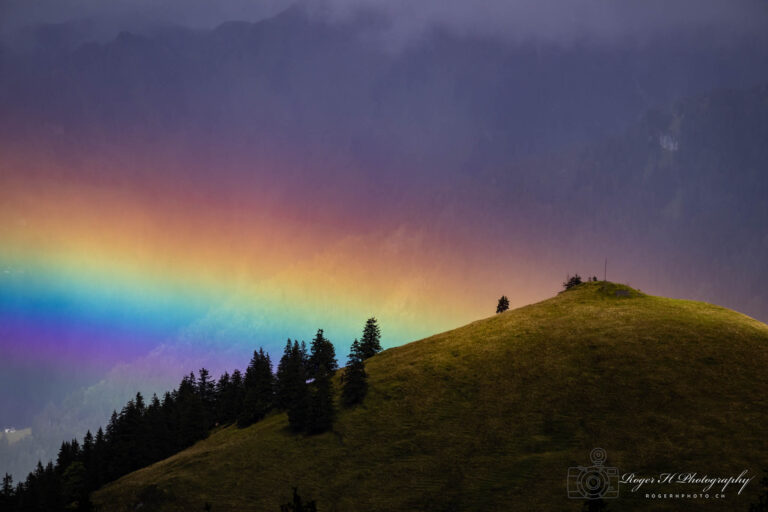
<box><xmin>0</xmin><ymin>318</ymin><xmax>382</xmax><ymax>512</ymax></box>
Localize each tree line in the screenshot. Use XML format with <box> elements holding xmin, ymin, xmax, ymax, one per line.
<box><xmin>0</xmin><ymin>318</ymin><xmax>382</xmax><ymax>512</ymax></box>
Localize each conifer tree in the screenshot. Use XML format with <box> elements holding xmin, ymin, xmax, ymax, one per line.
<box><xmin>142</xmin><ymin>394</ymin><xmax>166</xmax><ymax>468</ymax></box>
<box><xmin>563</xmin><ymin>274</ymin><xmax>583</xmax><ymax>290</ymax></box>
<box><xmin>81</xmin><ymin>430</ymin><xmax>94</xmax><ymax>460</ymax></box>
<box><xmin>134</xmin><ymin>391</ymin><xmax>146</xmax><ymax>413</ymax></box>
<box><xmin>61</xmin><ymin>461</ymin><xmax>89</xmax><ymax>510</ymax></box>
<box><xmin>197</xmin><ymin>369</ymin><xmax>215</xmax><ymax>403</ymax></box>
<box><xmin>286</xmin><ymin>386</ymin><xmax>309</xmax><ymax>433</ymax></box>
<box><xmin>359</xmin><ymin>317</ymin><xmax>382</xmax><ymax>359</ymax></box>
<box><xmin>177</xmin><ymin>373</ymin><xmax>208</xmax><ymax>447</ymax></box>
<box><xmin>57</xmin><ymin>439</ymin><xmax>81</xmax><ymax>475</ymax></box>
<box><xmin>1</xmin><ymin>473</ymin><xmax>13</xmax><ymax>509</ymax></box>
<box><xmin>306</xmin><ymin>367</ymin><xmax>335</xmax><ymax>435</ymax></box>
<box><xmin>81</xmin><ymin>430</ymin><xmax>95</xmax><ymax>491</ymax></box>
<box><xmin>276</xmin><ymin>339</ymin><xmax>298</xmax><ymax>409</ymax></box>
<box><xmin>341</xmin><ymin>339</ymin><xmax>368</xmax><ymax>407</ymax></box>
<box><xmin>299</xmin><ymin>341</ymin><xmax>309</xmax><ymax>370</ymax></box>
<box><xmin>159</xmin><ymin>392</ymin><xmax>178</xmax><ymax>456</ymax></box>
<box><xmin>308</xmin><ymin>329</ymin><xmax>338</xmax><ymax>380</ymax></box>
<box><xmin>301</xmin><ymin>330</ymin><xmax>338</xmax><ymax>434</ymax></box>
<box><xmin>215</xmin><ymin>371</ymin><xmax>232</xmax><ymax>424</ymax></box>
<box><xmin>230</xmin><ymin>369</ymin><xmax>245</xmax><ymax>416</ymax></box>
<box><xmin>93</xmin><ymin>427</ymin><xmax>106</xmax><ymax>487</ymax></box>
<box><xmin>238</xmin><ymin>348</ymin><xmax>275</xmax><ymax>427</ymax></box>
<box><xmin>496</xmin><ymin>295</ymin><xmax>510</xmax><ymax>313</ymax></box>
<box><xmin>197</xmin><ymin>368</ymin><xmax>216</xmax><ymax>427</ymax></box>
<box><xmin>277</xmin><ymin>341</ymin><xmax>310</xmax><ymax>432</ymax></box>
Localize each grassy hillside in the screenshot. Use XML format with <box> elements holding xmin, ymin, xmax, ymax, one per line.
<box><xmin>93</xmin><ymin>282</ymin><xmax>768</xmax><ymax>511</ymax></box>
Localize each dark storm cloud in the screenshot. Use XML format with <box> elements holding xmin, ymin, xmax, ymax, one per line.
<box><xmin>0</xmin><ymin>0</ymin><xmax>291</xmax><ymax>34</ymax></box>
<box><xmin>316</xmin><ymin>0</ymin><xmax>768</xmax><ymax>44</ymax></box>
<box><xmin>2</xmin><ymin>0</ymin><xmax>766</xmax><ymax>43</ymax></box>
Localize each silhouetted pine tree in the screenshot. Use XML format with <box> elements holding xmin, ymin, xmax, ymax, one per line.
<box><xmin>230</xmin><ymin>370</ymin><xmax>245</xmax><ymax>417</ymax></box>
<box><xmin>92</xmin><ymin>427</ymin><xmax>106</xmax><ymax>488</ymax></box>
<box><xmin>496</xmin><ymin>295</ymin><xmax>510</xmax><ymax>313</ymax></box>
<box><xmin>359</xmin><ymin>318</ymin><xmax>382</xmax><ymax>359</ymax></box>
<box><xmin>197</xmin><ymin>368</ymin><xmax>216</xmax><ymax>428</ymax></box>
<box><xmin>287</xmin><ymin>388</ymin><xmax>310</xmax><ymax>433</ymax></box>
<box><xmin>238</xmin><ymin>348</ymin><xmax>275</xmax><ymax>427</ymax></box>
<box><xmin>133</xmin><ymin>392</ymin><xmax>154</xmax><ymax>468</ymax></box>
<box><xmin>7</xmin><ymin>343</ymin><xmax>342</xmax><ymax>510</ymax></box>
<box><xmin>142</xmin><ymin>394</ymin><xmax>167</xmax><ymax>468</ymax></box>
<box><xmin>177</xmin><ymin>373</ymin><xmax>208</xmax><ymax>448</ymax></box>
<box><xmin>277</xmin><ymin>341</ymin><xmax>311</xmax><ymax>432</ymax></box>
<box><xmin>61</xmin><ymin>461</ymin><xmax>89</xmax><ymax>510</ymax></box>
<box><xmin>341</xmin><ymin>339</ymin><xmax>367</xmax><ymax>407</ymax></box>
<box><xmin>563</xmin><ymin>274</ymin><xmax>583</xmax><ymax>290</ymax></box>
<box><xmin>1</xmin><ymin>473</ymin><xmax>14</xmax><ymax>510</ymax></box>
<box><xmin>276</xmin><ymin>340</ymin><xmax>297</xmax><ymax>409</ymax></box>
<box><xmin>56</xmin><ymin>440</ymin><xmax>80</xmax><ymax>474</ymax></box>
<box><xmin>159</xmin><ymin>391</ymin><xmax>178</xmax><ymax>456</ymax></box>
<box><xmin>30</xmin><ymin>461</ymin><xmax>46</xmax><ymax>508</ymax></box>
<box><xmin>299</xmin><ymin>341</ymin><xmax>309</xmax><ymax>370</ymax></box>
<box><xmin>214</xmin><ymin>372</ymin><xmax>232</xmax><ymax>424</ymax></box>
<box><xmin>80</xmin><ymin>430</ymin><xmax>95</xmax><ymax>492</ymax></box>
<box><xmin>115</xmin><ymin>395</ymin><xmax>144</xmax><ymax>472</ymax></box>
<box><xmin>306</xmin><ymin>368</ymin><xmax>335</xmax><ymax>435</ymax></box>
<box><xmin>308</xmin><ymin>330</ymin><xmax>337</xmax><ymax>380</ymax></box>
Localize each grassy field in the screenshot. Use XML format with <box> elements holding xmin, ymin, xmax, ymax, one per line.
<box><xmin>93</xmin><ymin>282</ymin><xmax>768</xmax><ymax>511</ymax></box>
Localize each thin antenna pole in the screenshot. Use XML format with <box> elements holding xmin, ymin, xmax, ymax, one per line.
<box><xmin>604</xmin><ymin>258</ymin><xmax>607</xmax><ymax>281</ymax></box>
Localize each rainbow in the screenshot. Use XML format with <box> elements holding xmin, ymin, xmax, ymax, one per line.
<box><xmin>0</xmin><ymin>144</ymin><xmax>549</xmax><ymax>383</ymax></box>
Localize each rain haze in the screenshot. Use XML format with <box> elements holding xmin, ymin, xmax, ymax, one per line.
<box><xmin>1</xmin><ymin>0</ymin><xmax>767</xmax><ymax>487</ymax></box>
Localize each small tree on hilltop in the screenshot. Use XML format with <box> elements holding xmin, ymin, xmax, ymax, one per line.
<box><xmin>563</xmin><ymin>274</ymin><xmax>583</xmax><ymax>290</ymax></box>
<box><xmin>359</xmin><ymin>317</ymin><xmax>382</xmax><ymax>360</ymax></box>
<box><xmin>341</xmin><ymin>339</ymin><xmax>367</xmax><ymax>407</ymax></box>
<box><xmin>496</xmin><ymin>295</ymin><xmax>510</xmax><ymax>313</ymax></box>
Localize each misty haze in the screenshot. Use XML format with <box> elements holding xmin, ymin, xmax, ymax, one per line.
<box><xmin>1</xmin><ymin>1</ymin><xmax>767</xmax><ymax>511</ymax></box>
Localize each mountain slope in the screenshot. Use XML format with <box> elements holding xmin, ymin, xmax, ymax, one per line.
<box><xmin>94</xmin><ymin>282</ymin><xmax>768</xmax><ymax>511</ymax></box>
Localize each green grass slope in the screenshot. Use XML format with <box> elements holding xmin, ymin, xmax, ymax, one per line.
<box><xmin>93</xmin><ymin>282</ymin><xmax>768</xmax><ymax>511</ymax></box>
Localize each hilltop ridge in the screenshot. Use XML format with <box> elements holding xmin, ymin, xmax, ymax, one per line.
<box><xmin>94</xmin><ymin>283</ymin><xmax>768</xmax><ymax>511</ymax></box>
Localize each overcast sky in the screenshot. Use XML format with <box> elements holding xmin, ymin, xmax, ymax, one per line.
<box><xmin>2</xmin><ymin>0</ymin><xmax>766</xmax><ymax>44</ymax></box>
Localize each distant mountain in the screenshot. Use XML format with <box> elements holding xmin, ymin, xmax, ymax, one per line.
<box><xmin>93</xmin><ymin>282</ymin><xmax>768</xmax><ymax>511</ymax></box>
